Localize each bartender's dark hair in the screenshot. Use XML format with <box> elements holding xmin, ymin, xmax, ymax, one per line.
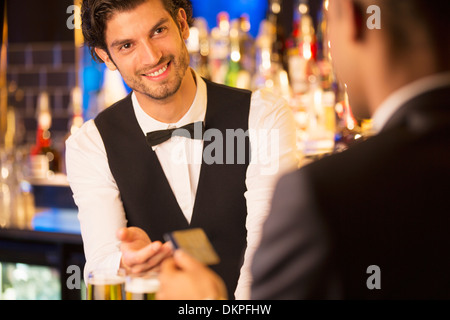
<box><xmin>81</xmin><ymin>0</ymin><xmax>194</xmax><ymax>62</ymax></box>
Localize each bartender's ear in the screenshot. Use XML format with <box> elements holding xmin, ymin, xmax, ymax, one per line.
<box><xmin>95</xmin><ymin>47</ymin><xmax>118</xmax><ymax>71</ymax></box>
<box><xmin>176</xmin><ymin>8</ymin><xmax>190</xmax><ymax>41</ymax></box>
<box><xmin>347</xmin><ymin>0</ymin><xmax>366</xmax><ymax>42</ymax></box>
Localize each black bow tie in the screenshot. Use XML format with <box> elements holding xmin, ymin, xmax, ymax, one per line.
<box><xmin>146</xmin><ymin>121</ymin><xmax>205</xmax><ymax>147</ymax></box>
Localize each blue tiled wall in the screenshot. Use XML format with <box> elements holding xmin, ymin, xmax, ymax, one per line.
<box><xmin>190</xmin><ymin>0</ymin><xmax>269</xmax><ymax>38</ymax></box>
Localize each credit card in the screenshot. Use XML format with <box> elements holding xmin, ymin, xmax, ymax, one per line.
<box><xmin>164</xmin><ymin>228</ymin><xmax>220</xmax><ymax>265</ymax></box>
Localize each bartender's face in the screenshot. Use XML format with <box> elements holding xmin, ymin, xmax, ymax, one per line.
<box><xmin>95</xmin><ymin>0</ymin><xmax>191</xmax><ymax>101</ymax></box>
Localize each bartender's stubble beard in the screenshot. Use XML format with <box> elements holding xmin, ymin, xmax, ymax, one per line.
<box><xmin>107</xmin><ymin>40</ymin><xmax>190</xmax><ymax>102</ymax></box>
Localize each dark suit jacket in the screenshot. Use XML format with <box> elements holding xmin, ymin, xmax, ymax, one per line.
<box><xmin>251</xmin><ymin>86</ymin><xmax>450</xmax><ymax>299</ymax></box>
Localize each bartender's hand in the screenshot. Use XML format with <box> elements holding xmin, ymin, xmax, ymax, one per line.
<box><xmin>117</xmin><ymin>227</ymin><xmax>173</xmax><ymax>274</ymax></box>
<box><xmin>157</xmin><ymin>250</ymin><xmax>228</xmax><ymax>300</ymax></box>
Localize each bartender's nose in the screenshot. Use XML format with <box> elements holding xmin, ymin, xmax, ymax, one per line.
<box><xmin>139</xmin><ymin>40</ymin><xmax>163</xmax><ymax>66</ymax></box>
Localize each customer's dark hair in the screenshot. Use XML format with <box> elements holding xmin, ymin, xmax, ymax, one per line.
<box><xmin>81</xmin><ymin>0</ymin><xmax>194</xmax><ymax>62</ymax></box>
<box><xmin>354</xmin><ymin>0</ymin><xmax>450</xmax><ymax>63</ymax></box>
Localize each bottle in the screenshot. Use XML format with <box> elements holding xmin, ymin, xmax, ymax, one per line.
<box><xmin>0</xmin><ymin>147</ymin><xmax>35</xmax><ymax>229</ymax></box>
<box><xmin>268</xmin><ymin>0</ymin><xmax>287</xmax><ymax>73</ymax></box>
<box><xmin>252</xmin><ymin>3</ymin><xmax>291</xmax><ymax>100</ymax></box>
<box><xmin>29</xmin><ymin>91</ymin><xmax>61</xmax><ymax>179</ymax></box>
<box><xmin>252</xmin><ymin>20</ymin><xmax>274</xmax><ymax>91</ymax></box>
<box><xmin>209</xmin><ymin>12</ymin><xmax>231</xmax><ymax>84</ymax></box>
<box><xmin>287</xmin><ymin>0</ymin><xmax>319</xmax><ymax>96</ymax></box>
<box><xmin>237</xmin><ymin>14</ymin><xmax>255</xmax><ymax>81</ymax></box>
<box><xmin>186</xmin><ymin>18</ymin><xmax>211</xmax><ymax>80</ymax></box>
<box><xmin>315</xmin><ymin>0</ymin><xmax>334</xmax><ymax>91</ymax></box>
<box><xmin>334</xmin><ymin>84</ymin><xmax>362</xmax><ymax>152</ymax></box>
<box><xmin>61</xmin><ymin>86</ymin><xmax>85</xmax><ymax>175</ymax></box>
<box><xmin>97</xmin><ymin>68</ymin><xmax>129</xmax><ymax>112</ymax></box>
<box><xmin>225</xmin><ymin>16</ymin><xmax>253</xmax><ymax>89</ymax></box>
<box><xmin>11</xmin><ymin>148</ymin><xmax>35</xmax><ymax>229</ymax></box>
<box><xmin>68</xmin><ymin>86</ymin><xmax>84</xmax><ymax>136</ymax></box>
<box><xmin>0</xmin><ymin>151</ymin><xmax>12</xmax><ymax>228</ymax></box>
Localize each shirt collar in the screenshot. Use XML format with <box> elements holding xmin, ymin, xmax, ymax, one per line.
<box><xmin>131</xmin><ymin>69</ymin><xmax>207</xmax><ymax>148</ymax></box>
<box><xmin>372</xmin><ymin>72</ymin><xmax>450</xmax><ymax>133</ymax></box>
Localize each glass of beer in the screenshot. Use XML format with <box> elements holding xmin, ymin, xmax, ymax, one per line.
<box><xmin>125</xmin><ymin>272</ymin><xmax>160</xmax><ymax>300</ymax></box>
<box><xmin>87</xmin><ymin>268</ymin><xmax>126</xmax><ymax>300</ymax></box>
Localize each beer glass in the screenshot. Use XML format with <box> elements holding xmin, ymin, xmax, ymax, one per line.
<box><xmin>125</xmin><ymin>272</ymin><xmax>160</xmax><ymax>300</ymax></box>
<box><xmin>87</xmin><ymin>268</ymin><xmax>126</xmax><ymax>300</ymax></box>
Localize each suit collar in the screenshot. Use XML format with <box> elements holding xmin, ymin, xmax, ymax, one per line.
<box><xmin>373</xmin><ymin>72</ymin><xmax>450</xmax><ymax>133</ymax></box>
<box><xmin>381</xmin><ymin>85</ymin><xmax>450</xmax><ymax>134</ymax></box>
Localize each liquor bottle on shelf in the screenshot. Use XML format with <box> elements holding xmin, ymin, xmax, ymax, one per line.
<box><xmin>11</xmin><ymin>149</ymin><xmax>35</xmax><ymax>229</ymax></box>
<box><xmin>68</xmin><ymin>86</ymin><xmax>84</xmax><ymax>136</ymax></box>
<box><xmin>287</xmin><ymin>0</ymin><xmax>338</xmax><ymax>157</ymax></box>
<box><xmin>287</xmin><ymin>0</ymin><xmax>319</xmax><ymax>96</ymax></box>
<box><xmin>252</xmin><ymin>2</ymin><xmax>291</xmax><ymax>100</ymax></box>
<box><xmin>0</xmin><ymin>137</ymin><xmax>12</xmax><ymax>228</ymax></box>
<box><xmin>29</xmin><ymin>91</ymin><xmax>61</xmax><ymax>180</ymax></box>
<box><xmin>1</xmin><ymin>92</ymin><xmax>34</xmax><ymax>229</ymax></box>
<box><xmin>252</xmin><ymin>20</ymin><xmax>273</xmax><ymax>91</ymax></box>
<box><xmin>307</xmin><ymin>0</ymin><xmax>337</xmax><ymax>150</ymax></box>
<box><xmin>60</xmin><ymin>86</ymin><xmax>85</xmax><ymax>175</ymax></box>
<box><xmin>268</xmin><ymin>0</ymin><xmax>287</xmax><ymax>72</ymax></box>
<box><xmin>0</xmin><ymin>147</ymin><xmax>35</xmax><ymax>230</ymax></box>
<box><xmin>315</xmin><ymin>0</ymin><xmax>334</xmax><ymax>92</ymax></box>
<box><xmin>209</xmin><ymin>12</ymin><xmax>231</xmax><ymax>85</ymax></box>
<box><xmin>186</xmin><ymin>18</ymin><xmax>211</xmax><ymax>80</ymax></box>
<box><xmin>97</xmin><ymin>68</ymin><xmax>129</xmax><ymax>113</ymax></box>
<box><xmin>334</xmin><ymin>84</ymin><xmax>363</xmax><ymax>152</ymax></box>
<box><xmin>237</xmin><ymin>14</ymin><xmax>256</xmax><ymax>80</ymax></box>
<box><xmin>225</xmin><ymin>16</ymin><xmax>253</xmax><ymax>89</ymax></box>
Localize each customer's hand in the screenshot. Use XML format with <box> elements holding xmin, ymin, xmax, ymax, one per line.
<box><xmin>157</xmin><ymin>250</ymin><xmax>228</xmax><ymax>300</ymax></box>
<box><xmin>117</xmin><ymin>227</ymin><xmax>172</xmax><ymax>274</ymax></box>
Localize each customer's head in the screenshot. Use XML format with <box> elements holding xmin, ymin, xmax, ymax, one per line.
<box><xmin>327</xmin><ymin>0</ymin><xmax>450</xmax><ymax>119</ymax></box>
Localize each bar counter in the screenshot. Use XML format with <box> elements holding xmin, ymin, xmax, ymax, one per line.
<box><xmin>0</xmin><ymin>208</ymin><xmax>85</xmax><ymax>300</ymax></box>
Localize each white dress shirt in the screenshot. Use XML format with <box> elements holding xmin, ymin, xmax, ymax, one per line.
<box><xmin>66</xmin><ymin>70</ymin><xmax>299</xmax><ymax>300</ymax></box>
<box><xmin>372</xmin><ymin>72</ymin><xmax>450</xmax><ymax>133</ymax></box>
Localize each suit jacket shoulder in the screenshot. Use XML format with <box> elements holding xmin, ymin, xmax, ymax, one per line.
<box><xmin>252</xmin><ymin>86</ymin><xmax>450</xmax><ymax>299</ymax></box>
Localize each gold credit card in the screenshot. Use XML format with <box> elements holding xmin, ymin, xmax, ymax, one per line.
<box><xmin>164</xmin><ymin>228</ymin><xmax>220</xmax><ymax>265</ymax></box>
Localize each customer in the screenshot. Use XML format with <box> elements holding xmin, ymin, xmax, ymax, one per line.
<box><xmin>65</xmin><ymin>0</ymin><xmax>298</xmax><ymax>299</ymax></box>
<box><xmin>157</xmin><ymin>0</ymin><xmax>450</xmax><ymax>299</ymax></box>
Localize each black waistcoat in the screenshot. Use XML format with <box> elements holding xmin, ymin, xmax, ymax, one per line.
<box><xmin>95</xmin><ymin>79</ymin><xmax>251</xmax><ymax>296</ymax></box>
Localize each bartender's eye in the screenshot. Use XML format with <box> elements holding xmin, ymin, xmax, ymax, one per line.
<box><xmin>121</xmin><ymin>43</ymin><xmax>132</xmax><ymax>50</ymax></box>
<box><xmin>154</xmin><ymin>27</ymin><xmax>167</xmax><ymax>35</ymax></box>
